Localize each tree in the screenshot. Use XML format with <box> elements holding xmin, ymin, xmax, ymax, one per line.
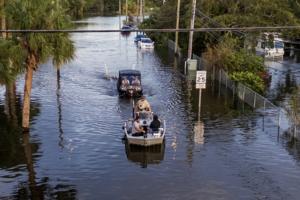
<box><xmin>6</xmin><ymin>0</ymin><xmax>74</xmax><ymax>132</ymax></box>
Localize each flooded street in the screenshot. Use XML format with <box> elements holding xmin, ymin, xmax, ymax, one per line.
<box><xmin>1</xmin><ymin>16</ymin><xmax>300</xmax><ymax>199</ymax></box>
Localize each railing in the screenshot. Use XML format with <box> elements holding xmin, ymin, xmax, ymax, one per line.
<box><xmin>167</xmin><ymin>39</ymin><xmax>298</xmax><ymax>139</ymax></box>
<box><xmin>214</xmin><ymin>69</ymin><xmax>296</xmax><ymax>139</ymax></box>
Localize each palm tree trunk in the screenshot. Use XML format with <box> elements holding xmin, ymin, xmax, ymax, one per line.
<box><xmin>22</xmin><ymin>55</ymin><xmax>35</xmax><ymax>132</ymax></box>
<box><xmin>1</xmin><ymin>0</ymin><xmax>7</xmax><ymax>39</ymax></box>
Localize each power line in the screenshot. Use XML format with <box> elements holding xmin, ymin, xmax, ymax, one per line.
<box><xmin>1</xmin><ymin>26</ymin><xmax>300</xmax><ymax>33</ymax></box>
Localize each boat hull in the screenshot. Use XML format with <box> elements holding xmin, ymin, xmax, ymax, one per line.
<box><xmin>126</xmin><ymin>135</ymin><xmax>164</xmax><ymax>146</ymax></box>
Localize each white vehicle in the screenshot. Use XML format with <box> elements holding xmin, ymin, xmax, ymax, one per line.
<box><xmin>255</xmin><ymin>33</ymin><xmax>285</xmax><ymax>58</ymax></box>
<box><xmin>138</xmin><ymin>38</ymin><xmax>155</xmax><ymax>49</ymax></box>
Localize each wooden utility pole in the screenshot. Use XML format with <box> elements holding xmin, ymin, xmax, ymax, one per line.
<box><xmin>137</xmin><ymin>0</ymin><xmax>140</xmax><ymax>22</ymax></box>
<box><xmin>175</xmin><ymin>0</ymin><xmax>181</xmax><ymax>54</ymax></box>
<box><xmin>125</xmin><ymin>0</ymin><xmax>128</xmax><ymax>23</ymax></box>
<box><xmin>142</xmin><ymin>0</ymin><xmax>145</xmax><ymax>21</ymax></box>
<box><xmin>187</xmin><ymin>0</ymin><xmax>197</xmax><ymax>59</ymax></box>
<box><xmin>140</xmin><ymin>0</ymin><xmax>143</xmax><ymax>20</ymax></box>
<box><xmin>119</xmin><ymin>0</ymin><xmax>122</xmax><ymax>28</ymax></box>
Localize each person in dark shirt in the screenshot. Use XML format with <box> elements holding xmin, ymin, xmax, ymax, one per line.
<box><xmin>150</xmin><ymin>114</ymin><xmax>160</xmax><ymax>132</ymax></box>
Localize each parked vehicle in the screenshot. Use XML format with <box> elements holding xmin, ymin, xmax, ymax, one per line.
<box><xmin>138</xmin><ymin>38</ymin><xmax>155</xmax><ymax>49</ymax></box>
<box><xmin>117</xmin><ymin>70</ymin><xmax>143</xmax><ymax>97</ymax></box>
<box><xmin>121</xmin><ymin>25</ymin><xmax>134</xmax><ymax>35</ymax></box>
<box><xmin>134</xmin><ymin>34</ymin><xmax>147</xmax><ymax>42</ymax></box>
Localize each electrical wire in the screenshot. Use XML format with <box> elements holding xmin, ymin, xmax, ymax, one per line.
<box><xmin>1</xmin><ymin>26</ymin><xmax>300</xmax><ymax>33</ymax></box>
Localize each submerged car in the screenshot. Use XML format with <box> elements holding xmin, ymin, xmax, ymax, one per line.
<box><xmin>117</xmin><ymin>70</ymin><xmax>143</xmax><ymax>97</ymax></box>
<box><xmin>134</xmin><ymin>34</ymin><xmax>147</xmax><ymax>42</ymax></box>
<box><xmin>121</xmin><ymin>25</ymin><xmax>133</xmax><ymax>35</ymax></box>
<box><xmin>138</xmin><ymin>38</ymin><xmax>155</xmax><ymax>49</ymax></box>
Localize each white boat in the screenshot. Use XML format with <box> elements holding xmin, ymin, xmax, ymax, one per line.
<box><xmin>123</xmin><ymin>111</ymin><xmax>165</xmax><ymax>146</ymax></box>
<box><xmin>255</xmin><ymin>33</ymin><xmax>285</xmax><ymax>58</ymax></box>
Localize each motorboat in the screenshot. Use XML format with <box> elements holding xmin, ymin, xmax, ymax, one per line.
<box><xmin>117</xmin><ymin>70</ymin><xmax>143</xmax><ymax>97</ymax></box>
<box><xmin>138</xmin><ymin>38</ymin><xmax>155</xmax><ymax>49</ymax></box>
<box><xmin>123</xmin><ymin>102</ymin><xmax>166</xmax><ymax>146</ymax></box>
<box><xmin>255</xmin><ymin>33</ymin><xmax>285</xmax><ymax>58</ymax></box>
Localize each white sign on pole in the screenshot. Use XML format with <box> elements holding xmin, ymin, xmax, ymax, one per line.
<box><xmin>196</xmin><ymin>71</ymin><xmax>207</xmax><ymax>89</ymax></box>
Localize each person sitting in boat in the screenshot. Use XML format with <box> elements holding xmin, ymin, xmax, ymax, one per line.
<box><xmin>121</xmin><ymin>77</ymin><xmax>130</xmax><ymax>86</ymax></box>
<box><xmin>135</xmin><ymin>96</ymin><xmax>151</xmax><ymax>112</ymax></box>
<box><xmin>150</xmin><ymin>114</ymin><xmax>161</xmax><ymax>132</ymax></box>
<box><xmin>132</xmin><ymin>115</ymin><xmax>145</xmax><ymax>136</ymax></box>
<box><xmin>132</xmin><ymin>76</ymin><xmax>141</xmax><ymax>86</ymax></box>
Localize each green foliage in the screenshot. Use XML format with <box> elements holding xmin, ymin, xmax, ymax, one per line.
<box><xmin>0</xmin><ymin>39</ymin><xmax>26</xmax><ymax>85</ymax></box>
<box><xmin>6</xmin><ymin>0</ymin><xmax>74</xmax><ymax>68</ymax></box>
<box><xmin>203</xmin><ymin>36</ymin><xmax>266</xmax><ymax>93</ymax></box>
<box><xmin>142</xmin><ymin>0</ymin><xmax>300</xmax><ymax>53</ymax></box>
<box><xmin>224</xmin><ymin>50</ymin><xmax>264</xmax><ymax>73</ymax></box>
<box><xmin>229</xmin><ymin>72</ymin><xmax>265</xmax><ymax>94</ymax></box>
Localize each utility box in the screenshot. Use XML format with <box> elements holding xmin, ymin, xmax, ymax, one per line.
<box><xmin>186</xmin><ymin>59</ymin><xmax>197</xmax><ymax>71</ymax></box>
<box><xmin>185</xmin><ymin>59</ymin><xmax>198</xmax><ymax>81</ymax></box>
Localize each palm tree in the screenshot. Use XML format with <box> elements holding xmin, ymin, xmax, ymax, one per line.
<box><xmin>0</xmin><ymin>0</ymin><xmax>7</xmax><ymax>39</ymax></box>
<box><xmin>0</xmin><ymin>39</ymin><xmax>25</xmax><ymax>121</ymax></box>
<box><xmin>6</xmin><ymin>0</ymin><xmax>74</xmax><ymax>132</ymax></box>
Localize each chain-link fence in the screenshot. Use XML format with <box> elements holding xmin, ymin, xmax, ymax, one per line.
<box><xmin>214</xmin><ymin>69</ymin><xmax>298</xmax><ymax>139</ymax></box>
<box><xmin>167</xmin><ymin>40</ymin><xmax>299</xmax><ymax>139</ymax></box>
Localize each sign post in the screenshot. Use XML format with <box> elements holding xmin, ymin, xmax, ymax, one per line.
<box><xmin>196</xmin><ymin>71</ymin><xmax>207</xmax><ymax>118</ymax></box>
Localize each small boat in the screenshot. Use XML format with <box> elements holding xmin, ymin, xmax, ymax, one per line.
<box><xmin>123</xmin><ymin>110</ymin><xmax>166</xmax><ymax>147</ymax></box>
<box><xmin>117</xmin><ymin>70</ymin><xmax>143</xmax><ymax>97</ymax></box>
<box><xmin>255</xmin><ymin>33</ymin><xmax>284</xmax><ymax>58</ymax></box>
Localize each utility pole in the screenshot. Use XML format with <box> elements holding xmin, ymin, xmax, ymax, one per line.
<box><xmin>119</xmin><ymin>0</ymin><xmax>122</xmax><ymax>28</ymax></box>
<box><xmin>137</xmin><ymin>0</ymin><xmax>139</xmax><ymax>22</ymax></box>
<box><xmin>175</xmin><ymin>0</ymin><xmax>181</xmax><ymax>54</ymax></box>
<box><xmin>140</xmin><ymin>0</ymin><xmax>143</xmax><ymax>20</ymax></box>
<box><xmin>187</xmin><ymin>0</ymin><xmax>197</xmax><ymax>59</ymax></box>
<box><xmin>125</xmin><ymin>0</ymin><xmax>128</xmax><ymax>23</ymax></box>
<box><xmin>142</xmin><ymin>0</ymin><xmax>145</xmax><ymax>21</ymax></box>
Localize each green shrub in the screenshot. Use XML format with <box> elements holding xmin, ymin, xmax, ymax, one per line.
<box><xmin>229</xmin><ymin>71</ymin><xmax>265</xmax><ymax>94</ymax></box>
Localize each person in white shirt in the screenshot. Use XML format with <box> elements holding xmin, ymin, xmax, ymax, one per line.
<box><xmin>132</xmin><ymin>115</ymin><xmax>145</xmax><ymax>136</ymax></box>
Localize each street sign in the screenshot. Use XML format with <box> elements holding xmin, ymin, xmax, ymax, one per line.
<box><xmin>196</xmin><ymin>71</ymin><xmax>206</xmax><ymax>89</ymax></box>
<box><xmin>196</xmin><ymin>83</ymin><xmax>206</xmax><ymax>89</ymax></box>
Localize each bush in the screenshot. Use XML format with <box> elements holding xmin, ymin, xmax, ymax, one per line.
<box><xmin>229</xmin><ymin>71</ymin><xmax>265</xmax><ymax>94</ymax></box>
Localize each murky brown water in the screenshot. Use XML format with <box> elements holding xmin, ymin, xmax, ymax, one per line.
<box><xmin>1</xmin><ymin>16</ymin><xmax>300</xmax><ymax>200</ymax></box>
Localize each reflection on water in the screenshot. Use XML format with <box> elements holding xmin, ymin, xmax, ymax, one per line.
<box><xmin>125</xmin><ymin>142</ymin><xmax>165</xmax><ymax>168</ymax></box>
<box><xmin>57</xmin><ymin>70</ymin><xmax>64</xmax><ymax>149</ymax></box>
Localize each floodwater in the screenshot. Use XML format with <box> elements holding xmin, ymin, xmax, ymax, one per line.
<box><xmin>1</xmin><ymin>16</ymin><xmax>300</xmax><ymax>200</ymax></box>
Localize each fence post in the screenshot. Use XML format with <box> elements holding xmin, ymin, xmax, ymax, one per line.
<box><xmin>243</xmin><ymin>85</ymin><xmax>246</xmax><ymax>101</ymax></box>
<box><xmin>218</xmin><ymin>70</ymin><xmax>221</xmax><ymax>97</ymax></box>
<box><xmin>253</xmin><ymin>93</ymin><xmax>257</xmax><ymax>108</ymax></box>
<box><xmin>278</xmin><ymin>108</ymin><xmax>281</xmax><ymax>136</ymax></box>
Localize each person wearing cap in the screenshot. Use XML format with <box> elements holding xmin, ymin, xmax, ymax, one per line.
<box><xmin>135</xmin><ymin>96</ymin><xmax>151</xmax><ymax>112</ymax></box>
<box><xmin>150</xmin><ymin>114</ymin><xmax>161</xmax><ymax>132</ymax></box>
